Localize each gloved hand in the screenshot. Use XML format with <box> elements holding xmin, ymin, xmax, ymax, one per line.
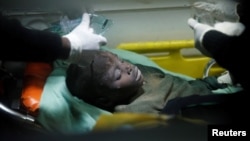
<box><xmin>188</xmin><ymin>18</ymin><xmax>213</xmax><ymax>57</ymax></box>
<box><xmin>64</xmin><ymin>13</ymin><xmax>107</xmax><ymax>58</ymax></box>
<box><xmin>188</xmin><ymin>18</ymin><xmax>245</xmax><ymax>57</ymax></box>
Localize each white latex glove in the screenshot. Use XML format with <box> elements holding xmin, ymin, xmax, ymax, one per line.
<box><xmin>188</xmin><ymin>18</ymin><xmax>245</xmax><ymax>57</ymax></box>
<box><xmin>63</xmin><ymin>13</ymin><xmax>107</xmax><ymax>57</ymax></box>
<box><xmin>188</xmin><ymin>18</ymin><xmax>213</xmax><ymax>57</ymax></box>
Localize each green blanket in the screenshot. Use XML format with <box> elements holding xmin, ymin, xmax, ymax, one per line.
<box><xmin>37</xmin><ymin>47</ymin><xmax>242</xmax><ymax>134</ymax></box>
<box><xmin>37</xmin><ymin>63</ymin><xmax>111</xmax><ymax>134</ymax></box>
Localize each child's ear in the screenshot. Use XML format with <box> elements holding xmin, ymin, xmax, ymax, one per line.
<box><xmin>95</xmin><ymin>97</ymin><xmax>113</xmax><ymax>107</ymax></box>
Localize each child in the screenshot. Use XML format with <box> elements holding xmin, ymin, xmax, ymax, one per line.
<box><xmin>66</xmin><ymin>50</ymin><xmax>233</xmax><ymax>113</ymax></box>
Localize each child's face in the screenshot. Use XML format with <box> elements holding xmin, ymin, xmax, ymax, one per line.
<box><xmin>66</xmin><ymin>51</ymin><xmax>144</xmax><ymax>110</ymax></box>
<box><xmin>91</xmin><ymin>51</ymin><xmax>144</xmax><ymax>107</ymax></box>
<box><xmin>98</xmin><ymin>52</ymin><xmax>144</xmax><ymax>90</ymax></box>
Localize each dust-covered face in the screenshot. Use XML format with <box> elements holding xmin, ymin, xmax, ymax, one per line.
<box><xmin>66</xmin><ymin>51</ymin><xmax>144</xmax><ymax>111</ymax></box>
<box><xmin>96</xmin><ymin>52</ymin><xmax>144</xmax><ymax>89</ymax></box>
<box><xmin>90</xmin><ymin>51</ymin><xmax>144</xmax><ymax>108</ymax></box>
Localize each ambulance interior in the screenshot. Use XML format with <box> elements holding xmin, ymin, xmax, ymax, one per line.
<box><xmin>0</xmin><ymin>0</ymin><xmax>244</xmax><ymax>140</ymax></box>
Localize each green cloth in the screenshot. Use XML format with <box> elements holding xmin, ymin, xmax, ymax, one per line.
<box><xmin>37</xmin><ymin>47</ymin><xmax>242</xmax><ymax>134</ymax></box>
<box><xmin>37</xmin><ymin>62</ymin><xmax>111</xmax><ymax>134</ymax></box>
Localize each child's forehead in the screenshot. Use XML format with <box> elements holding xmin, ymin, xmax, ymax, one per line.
<box><xmin>96</xmin><ymin>52</ymin><xmax>118</xmax><ymax>62</ymax></box>
<box><xmin>103</xmin><ymin>51</ymin><xmax>118</xmax><ymax>58</ymax></box>
<box><xmin>91</xmin><ymin>52</ymin><xmax>117</xmax><ymax>75</ymax></box>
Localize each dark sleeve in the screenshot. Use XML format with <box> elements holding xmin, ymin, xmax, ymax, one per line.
<box><xmin>0</xmin><ymin>15</ymin><xmax>70</xmax><ymax>62</ymax></box>
<box><xmin>202</xmin><ymin>29</ymin><xmax>249</xmax><ymax>90</ymax></box>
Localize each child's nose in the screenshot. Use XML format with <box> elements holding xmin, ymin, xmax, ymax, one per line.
<box><xmin>126</xmin><ymin>65</ymin><xmax>132</xmax><ymax>75</ymax></box>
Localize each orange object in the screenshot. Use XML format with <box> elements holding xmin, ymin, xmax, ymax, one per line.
<box><xmin>21</xmin><ymin>62</ymin><xmax>53</xmax><ymax>116</ymax></box>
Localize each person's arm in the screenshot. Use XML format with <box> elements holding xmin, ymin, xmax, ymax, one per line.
<box><xmin>202</xmin><ymin>30</ymin><xmax>246</xmax><ymax>67</ymax></box>
<box><xmin>0</xmin><ymin>14</ymin><xmax>70</xmax><ymax>62</ymax></box>
<box><xmin>202</xmin><ymin>29</ymin><xmax>249</xmax><ymax>90</ymax></box>
<box><xmin>0</xmin><ymin>13</ymin><xmax>107</xmax><ymax>62</ymax></box>
<box><xmin>188</xmin><ymin>18</ymin><xmax>249</xmax><ymax>90</ymax></box>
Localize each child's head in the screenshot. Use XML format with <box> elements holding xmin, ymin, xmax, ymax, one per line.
<box><xmin>66</xmin><ymin>50</ymin><xmax>144</xmax><ymax>111</ymax></box>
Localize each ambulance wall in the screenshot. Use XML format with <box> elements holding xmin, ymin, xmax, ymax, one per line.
<box><xmin>90</xmin><ymin>0</ymin><xmax>196</xmax><ymax>49</ymax></box>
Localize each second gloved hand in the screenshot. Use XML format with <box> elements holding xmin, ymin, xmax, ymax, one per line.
<box><xmin>188</xmin><ymin>18</ymin><xmax>213</xmax><ymax>57</ymax></box>
<box><xmin>188</xmin><ymin>18</ymin><xmax>245</xmax><ymax>57</ymax></box>
<box><xmin>64</xmin><ymin>13</ymin><xmax>107</xmax><ymax>57</ymax></box>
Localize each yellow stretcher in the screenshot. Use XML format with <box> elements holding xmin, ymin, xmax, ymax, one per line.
<box><xmin>117</xmin><ymin>40</ymin><xmax>225</xmax><ymax>78</ymax></box>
